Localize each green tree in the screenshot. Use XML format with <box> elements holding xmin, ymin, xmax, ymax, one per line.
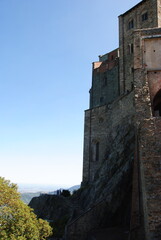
<box><xmin>0</xmin><ymin>177</ymin><xmax>52</xmax><ymax>240</ymax></box>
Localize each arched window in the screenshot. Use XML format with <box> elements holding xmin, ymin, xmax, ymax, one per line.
<box><xmin>153</xmin><ymin>90</ymin><xmax>161</xmax><ymax>116</ymax></box>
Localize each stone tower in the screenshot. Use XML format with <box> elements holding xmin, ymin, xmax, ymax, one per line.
<box><xmin>82</xmin><ymin>0</ymin><xmax>161</xmax><ymax>239</ymax></box>
<box><xmin>64</xmin><ymin>1</ymin><xmax>161</xmax><ymax>239</ymax></box>
<box><xmin>82</xmin><ymin>49</ymin><xmax>120</xmax><ymax>184</ymax></box>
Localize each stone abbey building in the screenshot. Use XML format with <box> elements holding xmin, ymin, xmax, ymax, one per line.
<box><xmin>66</xmin><ymin>1</ymin><xmax>161</xmax><ymax>239</ymax></box>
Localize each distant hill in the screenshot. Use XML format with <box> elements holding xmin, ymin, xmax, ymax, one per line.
<box><xmin>20</xmin><ymin>184</ymin><xmax>80</xmax><ymax>204</ymax></box>
<box><xmin>21</xmin><ymin>192</ymin><xmax>41</xmax><ymax>204</ymax></box>
<box><xmin>18</xmin><ymin>183</ymin><xmax>62</xmax><ymax>193</ymax></box>
<box><xmin>48</xmin><ymin>185</ymin><xmax>80</xmax><ymax>195</ymax></box>
<box><xmin>68</xmin><ymin>185</ymin><xmax>80</xmax><ymax>193</ymax></box>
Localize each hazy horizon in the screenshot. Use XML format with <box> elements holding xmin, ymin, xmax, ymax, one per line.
<box><xmin>18</xmin><ymin>182</ymin><xmax>80</xmax><ymax>193</ymax></box>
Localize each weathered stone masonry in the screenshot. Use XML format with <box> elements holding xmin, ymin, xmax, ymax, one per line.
<box><xmin>66</xmin><ymin>1</ymin><xmax>161</xmax><ymax>239</ymax></box>
<box><xmin>131</xmin><ymin>26</ymin><xmax>161</xmax><ymax>239</ymax></box>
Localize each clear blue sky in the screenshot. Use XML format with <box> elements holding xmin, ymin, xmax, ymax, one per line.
<box><xmin>0</xmin><ymin>0</ymin><xmax>140</xmax><ymax>187</ymax></box>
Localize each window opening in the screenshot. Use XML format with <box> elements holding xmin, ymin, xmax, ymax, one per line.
<box><xmin>100</xmin><ymin>97</ymin><xmax>104</xmax><ymax>103</ymax></box>
<box><xmin>99</xmin><ymin>117</ymin><xmax>104</xmax><ymax>123</ymax></box>
<box><xmin>128</xmin><ymin>19</ymin><xmax>134</xmax><ymax>29</ymax></box>
<box><xmin>153</xmin><ymin>90</ymin><xmax>161</xmax><ymax>116</ymax></box>
<box><xmin>103</xmin><ymin>72</ymin><xmax>107</xmax><ymax>86</ymax></box>
<box><xmin>104</xmin><ymin>77</ymin><xmax>107</xmax><ymax>86</ymax></box>
<box><xmin>142</xmin><ymin>12</ymin><xmax>148</xmax><ymax>21</ymax></box>
<box><xmin>96</xmin><ymin>142</ymin><xmax>99</xmax><ymax>161</ymax></box>
<box><xmin>128</xmin><ymin>44</ymin><xmax>131</xmax><ymax>54</ymax></box>
<box><xmin>128</xmin><ymin>44</ymin><xmax>134</xmax><ymax>54</ymax></box>
<box><xmin>130</xmin><ymin>67</ymin><xmax>134</xmax><ymax>74</ymax></box>
<box><xmin>131</xmin><ymin>44</ymin><xmax>134</xmax><ymax>53</ymax></box>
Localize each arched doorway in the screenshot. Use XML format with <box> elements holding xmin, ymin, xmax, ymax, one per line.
<box><xmin>153</xmin><ymin>89</ymin><xmax>161</xmax><ymax>116</ymax></box>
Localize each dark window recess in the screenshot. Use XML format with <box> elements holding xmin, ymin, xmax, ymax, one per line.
<box><xmin>128</xmin><ymin>44</ymin><xmax>134</xmax><ymax>54</ymax></box>
<box><xmin>128</xmin><ymin>19</ymin><xmax>134</xmax><ymax>29</ymax></box>
<box><xmin>153</xmin><ymin>90</ymin><xmax>161</xmax><ymax>116</ymax></box>
<box><xmin>103</xmin><ymin>73</ymin><xmax>107</xmax><ymax>86</ymax></box>
<box><xmin>111</xmin><ymin>55</ymin><xmax>114</xmax><ymax>60</ymax></box>
<box><xmin>131</xmin><ymin>82</ymin><xmax>134</xmax><ymax>90</ymax></box>
<box><xmin>142</xmin><ymin>12</ymin><xmax>148</xmax><ymax>21</ymax></box>
<box><xmin>96</xmin><ymin>142</ymin><xmax>99</xmax><ymax>161</ymax></box>
<box><xmin>131</xmin><ymin>67</ymin><xmax>134</xmax><ymax>73</ymax></box>
<box><xmin>131</xmin><ymin>44</ymin><xmax>134</xmax><ymax>53</ymax></box>
<box><xmin>128</xmin><ymin>45</ymin><xmax>131</xmax><ymax>54</ymax></box>
<box><xmin>100</xmin><ymin>97</ymin><xmax>104</xmax><ymax>103</ymax></box>
<box><xmin>104</xmin><ymin>77</ymin><xmax>107</xmax><ymax>86</ymax></box>
<box><xmin>99</xmin><ymin>117</ymin><xmax>104</xmax><ymax>123</ymax></box>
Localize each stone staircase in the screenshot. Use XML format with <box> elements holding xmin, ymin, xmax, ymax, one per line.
<box><xmin>87</xmin><ymin>227</ymin><xmax>129</xmax><ymax>240</ymax></box>
<box><xmin>65</xmin><ymin>197</ymin><xmax>130</xmax><ymax>240</ymax></box>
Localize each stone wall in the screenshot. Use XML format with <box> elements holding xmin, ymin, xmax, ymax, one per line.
<box><xmin>131</xmin><ymin>25</ymin><xmax>161</xmax><ymax>240</ymax></box>
<box><xmin>67</xmin><ymin>133</ymin><xmax>134</xmax><ymax>239</ymax></box>
<box><xmin>119</xmin><ymin>0</ymin><xmax>159</xmax><ymax>94</ymax></box>
<box><xmin>83</xmin><ymin>91</ymin><xmax>135</xmax><ymax>183</ymax></box>
<box><xmin>130</xmin><ymin>118</ymin><xmax>161</xmax><ymax>240</ymax></box>
<box><xmin>81</xmin><ymin>1</ymin><xmax>161</xmax><ymax>239</ymax></box>
<box><xmin>89</xmin><ymin>49</ymin><xmax>119</xmax><ymax>109</ymax></box>
<box><xmin>157</xmin><ymin>0</ymin><xmax>161</xmax><ymax>27</ymax></box>
<box><xmin>138</xmin><ymin>118</ymin><xmax>161</xmax><ymax>240</ymax></box>
<box><xmin>147</xmin><ymin>71</ymin><xmax>161</xmax><ymax>101</ymax></box>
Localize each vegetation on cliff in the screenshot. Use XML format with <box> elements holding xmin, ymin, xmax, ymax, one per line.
<box><xmin>0</xmin><ymin>177</ymin><xmax>52</xmax><ymax>240</ymax></box>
